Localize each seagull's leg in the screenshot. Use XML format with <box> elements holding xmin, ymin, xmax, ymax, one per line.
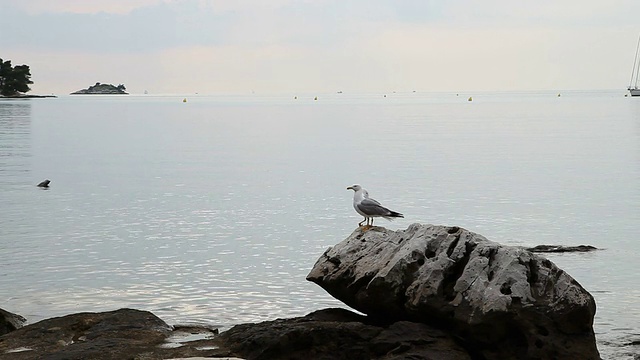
<box><xmin>362</xmin><ymin>217</ymin><xmax>372</xmax><ymax>231</ymax></box>
<box><xmin>358</xmin><ymin>218</ymin><xmax>365</xmax><ymax>227</ymax></box>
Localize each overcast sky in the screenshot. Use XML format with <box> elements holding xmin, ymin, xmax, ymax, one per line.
<box><xmin>1</xmin><ymin>0</ymin><xmax>639</xmax><ymax>95</ymax></box>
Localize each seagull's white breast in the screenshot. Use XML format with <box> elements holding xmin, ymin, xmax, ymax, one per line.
<box><xmin>352</xmin><ymin>189</ymin><xmax>367</xmax><ymax>217</ymax></box>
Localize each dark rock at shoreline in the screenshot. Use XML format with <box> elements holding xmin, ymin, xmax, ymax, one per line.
<box><xmin>71</xmin><ymin>83</ymin><xmax>127</xmax><ymax>95</ymax></box>
<box><xmin>0</xmin><ymin>308</ymin><xmax>26</xmax><ymax>336</ymax></box>
<box><xmin>212</xmin><ymin>308</ymin><xmax>471</xmax><ymax>360</ymax></box>
<box><xmin>1</xmin><ymin>307</ymin><xmax>475</xmax><ymax>360</ymax></box>
<box><xmin>0</xmin><ymin>308</ymin><xmax>223</xmax><ymax>360</ymax></box>
<box><xmin>526</xmin><ymin>244</ymin><xmax>599</xmax><ymax>253</ymax></box>
<box><xmin>37</xmin><ymin>179</ymin><xmax>50</xmax><ymax>188</ymax></box>
<box><xmin>307</xmin><ymin>224</ymin><xmax>600</xmax><ymax>360</ymax></box>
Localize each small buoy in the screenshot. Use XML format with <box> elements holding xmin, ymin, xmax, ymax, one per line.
<box><xmin>183</xmin><ymin>98</ymin><xmax>187</xmax><ymax>103</ymax></box>
<box><xmin>468</xmin><ymin>96</ymin><xmax>473</xmax><ymax>101</ymax></box>
<box><xmin>37</xmin><ymin>179</ymin><xmax>50</xmax><ymax>188</ymax></box>
<box><xmin>294</xmin><ymin>96</ymin><xmax>297</xmax><ymax>100</ymax></box>
<box><xmin>314</xmin><ymin>96</ymin><xmax>318</xmax><ymax>101</ymax></box>
<box><xmin>557</xmin><ymin>93</ymin><xmax>561</xmax><ymax>97</ymax></box>
<box><xmin>383</xmin><ymin>94</ymin><xmax>387</xmax><ymax>97</ymax></box>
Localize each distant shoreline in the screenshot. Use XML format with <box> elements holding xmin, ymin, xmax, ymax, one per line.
<box><xmin>0</xmin><ymin>94</ymin><xmax>57</xmax><ymax>99</ymax></box>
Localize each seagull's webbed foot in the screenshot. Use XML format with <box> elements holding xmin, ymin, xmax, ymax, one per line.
<box><xmin>362</xmin><ymin>225</ymin><xmax>372</xmax><ymax>232</ymax></box>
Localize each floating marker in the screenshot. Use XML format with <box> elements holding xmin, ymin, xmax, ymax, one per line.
<box><xmin>468</xmin><ymin>96</ymin><xmax>473</xmax><ymax>101</ymax></box>
<box><xmin>183</xmin><ymin>98</ymin><xmax>187</xmax><ymax>103</ymax></box>
<box><xmin>314</xmin><ymin>96</ymin><xmax>318</xmax><ymax>101</ymax></box>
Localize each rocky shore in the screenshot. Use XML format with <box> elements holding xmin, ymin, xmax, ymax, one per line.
<box><xmin>0</xmin><ymin>224</ymin><xmax>605</xmax><ymax>359</ymax></box>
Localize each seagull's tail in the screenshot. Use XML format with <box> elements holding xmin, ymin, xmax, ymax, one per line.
<box><xmin>384</xmin><ymin>211</ymin><xmax>404</xmax><ymax>220</ymax></box>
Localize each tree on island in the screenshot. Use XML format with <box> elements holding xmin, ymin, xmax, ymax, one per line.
<box><xmin>0</xmin><ymin>58</ymin><xmax>33</xmax><ymax>96</ymax></box>
<box><xmin>91</xmin><ymin>83</ymin><xmax>125</xmax><ymax>91</ymax></box>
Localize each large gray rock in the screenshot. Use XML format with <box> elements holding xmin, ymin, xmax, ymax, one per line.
<box><xmin>307</xmin><ymin>224</ymin><xmax>600</xmax><ymax>360</ymax></box>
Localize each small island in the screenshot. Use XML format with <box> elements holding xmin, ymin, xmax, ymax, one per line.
<box><xmin>71</xmin><ymin>82</ymin><xmax>128</xmax><ymax>95</ymax></box>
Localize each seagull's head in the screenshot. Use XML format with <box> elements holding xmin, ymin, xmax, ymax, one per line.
<box><xmin>347</xmin><ymin>184</ymin><xmax>362</xmax><ymax>192</ymax></box>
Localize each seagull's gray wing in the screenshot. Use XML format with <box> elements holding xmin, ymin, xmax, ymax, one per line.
<box><xmin>357</xmin><ymin>198</ymin><xmax>392</xmax><ymax>216</ymax></box>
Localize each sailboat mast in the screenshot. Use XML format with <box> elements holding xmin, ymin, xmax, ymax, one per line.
<box><xmin>630</xmin><ymin>35</ymin><xmax>640</xmax><ymax>89</ymax></box>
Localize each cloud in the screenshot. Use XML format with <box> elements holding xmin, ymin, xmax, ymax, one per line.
<box><xmin>3</xmin><ymin>0</ymin><xmax>165</xmax><ymax>14</ymax></box>
<box><xmin>4</xmin><ymin>0</ymin><xmax>639</xmax><ymax>54</ymax></box>
<box><xmin>3</xmin><ymin>0</ymin><xmax>640</xmax><ymax>93</ymax></box>
<box><xmin>0</xmin><ymin>1</ymin><xmax>367</xmax><ymax>53</ymax></box>
<box><xmin>435</xmin><ymin>0</ymin><xmax>640</xmax><ymax>27</ymax></box>
<box><xmin>0</xmin><ymin>2</ymin><xmax>233</xmax><ymax>53</ymax></box>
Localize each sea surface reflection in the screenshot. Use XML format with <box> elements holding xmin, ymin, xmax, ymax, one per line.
<box><xmin>0</xmin><ymin>93</ymin><xmax>638</xmax><ymax>359</ymax></box>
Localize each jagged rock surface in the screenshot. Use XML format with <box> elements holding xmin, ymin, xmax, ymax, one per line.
<box><xmin>307</xmin><ymin>224</ymin><xmax>600</xmax><ymax>360</ymax></box>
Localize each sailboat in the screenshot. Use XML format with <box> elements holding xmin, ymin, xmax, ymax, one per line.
<box><xmin>628</xmin><ymin>35</ymin><xmax>640</xmax><ymax>96</ymax></box>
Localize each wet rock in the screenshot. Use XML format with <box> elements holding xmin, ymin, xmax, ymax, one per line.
<box><xmin>0</xmin><ymin>307</ymin><xmax>471</xmax><ymax>359</ymax></box>
<box><xmin>0</xmin><ymin>308</ymin><xmax>26</xmax><ymax>336</ymax></box>
<box><xmin>307</xmin><ymin>224</ymin><xmax>600</xmax><ymax>360</ymax></box>
<box><xmin>0</xmin><ymin>308</ymin><xmax>223</xmax><ymax>360</ymax></box>
<box><xmin>526</xmin><ymin>244</ymin><xmax>599</xmax><ymax>253</ymax></box>
<box><xmin>212</xmin><ymin>308</ymin><xmax>471</xmax><ymax>360</ymax></box>
<box><xmin>36</xmin><ymin>179</ymin><xmax>50</xmax><ymax>188</ymax></box>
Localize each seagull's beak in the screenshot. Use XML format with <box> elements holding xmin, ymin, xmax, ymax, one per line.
<box><xmin>347</xmin><ymin>186</ymin><xmax>353</xmax><ymax>190</ymax></box>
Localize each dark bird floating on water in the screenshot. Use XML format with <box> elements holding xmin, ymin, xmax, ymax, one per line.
<box><xmin>37</xmin><ymin>179</ymin><xmax>50</xmax><ymax>188</ymax></box>
<box><xmin>347</xmin><ymin>185</ymin><xmax>404</xmax><ymax>228</ymax></box>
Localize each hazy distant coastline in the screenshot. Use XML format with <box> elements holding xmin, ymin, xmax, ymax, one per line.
<box><xmin>0</xmin><ymin>94</ymin><xmax>57</xmax><ymax>98</ymax></box>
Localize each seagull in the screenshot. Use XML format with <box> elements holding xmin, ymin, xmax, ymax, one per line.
<box><xmin>347</xmin><ymin>184</ymin><xmax>404</xmax><ymax>228</ymax></box>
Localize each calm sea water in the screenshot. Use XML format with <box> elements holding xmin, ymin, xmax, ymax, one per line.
<box><xmin>1</xmin><ymin>91</ymin><xmax>638</xmax><ymax>358</ymax></box>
